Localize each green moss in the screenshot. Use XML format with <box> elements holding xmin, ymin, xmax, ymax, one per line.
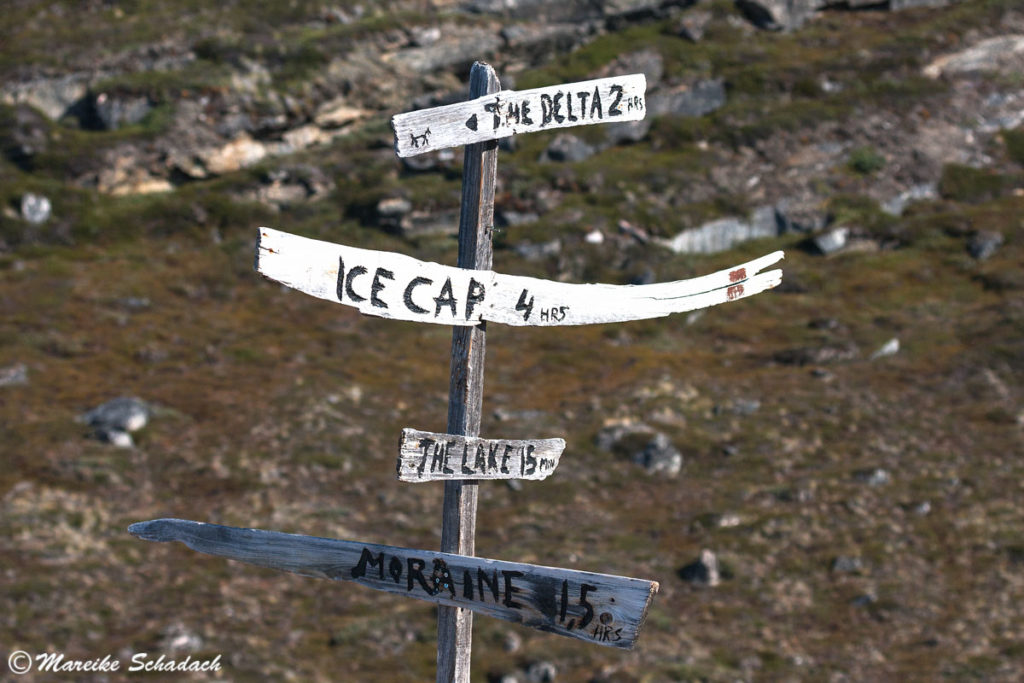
<box><xmin>939</xmin><ymin>164</ymin><xmax>1020</xmax><ymax>203</ymax></box>
<box><xmin>847</xmin><ymin>146</ymin><xmax>886</xmax><ymax>176</ymax></box>
<box><xmin>1003</xmin><ymin>127</ymin><xmax>1024</xmax><ymax>165</ymax></box>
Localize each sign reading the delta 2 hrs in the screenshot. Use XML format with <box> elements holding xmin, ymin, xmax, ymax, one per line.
<box><xmin>257</xmin><ymin>228</ymin><xmax>784</xmax><ymax>327</ymax></box>
<box><xmin>392</xmin><ymin>74</ymin><xmax>647</xmax><ymax>157</ymax></box>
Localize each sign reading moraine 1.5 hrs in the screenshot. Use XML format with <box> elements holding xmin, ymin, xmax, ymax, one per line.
<box><xmin>257</xmin><ymin>228</ymin><xmax>784</xmax><ymax>327</ymax></box>
<box><xmin>129</xmin><ymin>518</ymin><xmax>658</xmax><ymax>649</ymax></box>
<box><xmin>392</xmin><ymin>74</ymin><xmax>647</xmax><ymax>157</ymax></box>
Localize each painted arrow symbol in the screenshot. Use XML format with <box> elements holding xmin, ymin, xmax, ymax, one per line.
<box><xmin>465</xmin><ymin>113</ymin><xmax>478</xmax><ymax>131</ymax></box>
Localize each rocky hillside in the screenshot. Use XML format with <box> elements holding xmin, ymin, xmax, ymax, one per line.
<box><xmin>2</xmin><ymin>0</ymin><xmax>1022</xmax><ymax>681</ymax></box>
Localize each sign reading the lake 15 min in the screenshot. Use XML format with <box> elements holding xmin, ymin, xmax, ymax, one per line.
<box><xmin>392</xmin><ymin>74</ymin><xmax>647</xmax><ymax>157</ymax></box>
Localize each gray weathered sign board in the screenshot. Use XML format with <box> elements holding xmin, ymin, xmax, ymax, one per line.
<box><xmin>257</xmin><ymin>227</ymin><xmax>784</xmax><ymax>327</ymax></box>
<box><xmin>130</xmin><ymin>518</ymin><xmax>658</xmax><ymax>649</ymax></box>
<box><xmin>398</xmin><ymin>428</ymin><xmax>564</xmax><ymax>482</ymax></box>
<box><xmin>392</xmin><ymin>74</ymin><xmax>647</xmax><ymax>157</ymax></box>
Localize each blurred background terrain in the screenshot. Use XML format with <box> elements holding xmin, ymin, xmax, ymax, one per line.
<box><xmin>1</xmin><ymin>0</ymin><xmax>1022</xmax><ymax>680</ymax></box>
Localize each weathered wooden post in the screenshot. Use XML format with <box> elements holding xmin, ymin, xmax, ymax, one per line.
<box><xmin>437</xmin><ymin>61</ymin><xmax>499</xmax><ymax>683</ymax></box>
<box><xmin>130</xmin><ymin>59</ymin><xmax>785</xmax><ymax>683</ymax></box>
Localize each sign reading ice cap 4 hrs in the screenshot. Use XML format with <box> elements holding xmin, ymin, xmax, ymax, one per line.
<box><xmin>398</xmin><ymin>429</ymin><xmax>564</xmax><ymax>482</ymax></box>
<box><xmin>392</xmin><ymin>74</ymin><xmax>647</xmax><ymax>157</ymax></box>
<box><xmin>257</xmin><ymin>227</ymin><xmax>784</xmax><ymax>327</ymax></box>
<box><xmin>129</xmin><ymin>518</ymin><xmax>658</xmax><ymax>650</ymax></box>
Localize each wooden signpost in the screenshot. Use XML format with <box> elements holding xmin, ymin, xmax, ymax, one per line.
<box><xmin>131</xmin><ymin>62</ymin><xmax>784</xmax><ymax>682</ymax></box>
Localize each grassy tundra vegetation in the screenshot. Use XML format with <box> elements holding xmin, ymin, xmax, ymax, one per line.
<box><xmin>1</xmin><ymin>0</ymin><xmax>1022</xmax><ymax>680</ymax></box>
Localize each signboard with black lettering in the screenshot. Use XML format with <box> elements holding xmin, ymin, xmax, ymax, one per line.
<box><xmin>129</xmin><ymin>518</ymin><xmax>658</xmax><ymax>649</ymax></box>
<box><xmin>398</xmin><ymin>429</ymin><xmax>564</xmax><ymax>482</ymax></box>
<box><xmin>392</xmin><ymin>74</ymin><xmax>647</xmax><ymax>157</ymax></box>
<box><xmin>257</xmin><ymin>227</ymin><xmax>784</xmax><ymax>327</ymax></box>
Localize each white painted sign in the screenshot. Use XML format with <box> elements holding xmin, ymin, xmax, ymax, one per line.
<box><xmin>392</xmin><ymin>74</ymin><xmax>647</xmax><ymax>157</ymax></box>
<box><xmin>398</xmin><ymin>429</ymin><xmax>564</xmax><ymax>482</ymax></box>
<box><xmin>257</xmin><ymin>228</ymin><xmax>784</xmax><ymax>327</ymax></box>
<box><xmin>130</xmin><ymin>518</ymin><xmax>658</xmax><ymax>649</ymax></box>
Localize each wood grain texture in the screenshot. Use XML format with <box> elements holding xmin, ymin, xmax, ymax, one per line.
<box><xmin>256</xmin><ymin>226</ymin><xmax>784</xmax><ymax>326</ymax></box>
<box><xmin>129</xmin><ymin>518</ymin><xmax>658</xmax><ymax>650</ymax></box>
<box><xmin>392</xmin><ymin>74</ymin><xmax>646</xmax><ymax>157</ymax></box>
<box><xmin>438</xmin><ymin>61</ymin><xmax>500</xmax><ymax>683</ymax></box>
<box><xmin>398</xmin><ymin>428</ymin><xmax>565</xmax><ymax>482</ymax></box>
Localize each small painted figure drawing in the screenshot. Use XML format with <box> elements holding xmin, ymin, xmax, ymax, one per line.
<box><xmin>430</xmin><ymin>558</ymin><xmax>456</xmax><ymax>598</ymax></box>
<box><xmin>410</xmin><ymin>127</ymin><xmax>431</xmax><ymax>148</ymax></box>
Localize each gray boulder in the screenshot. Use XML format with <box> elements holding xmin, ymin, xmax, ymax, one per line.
<box><xmin>649</xmin><ymin>78</ymin><xmax>726</xmax><ymax>118</ymax></box>
<box><xmin>0</xmin><ymin>363</ymin><xmax>28</xmax><ymax>387</ymax></box>
<box><xmin>735</xmin><ymin>0</ymin><xmax>819</xmax><ymax>31</ymax></box>
<box><xmin>540</xmin><ymin>133</ymin><xmax>597</xmax><ymax>163</ymax></box>
<box><xmin>91</xmin><ymin>92</ymin><xmax>152</xmax><ymax>130</ymax></box>
<box><xmin>525</xmin><ymin>660</ymin><xmax>557</xmax><ymax>683</ymax></box>
<box><xmin>20</xmin><ymin>193</ymin><xmax>51</xmax><ymax>224</ymax></box>
<box><xmin>660</xmin><ymin>205</ymin><xmax>780</xmax><ymax>254</ymax></box>
<box><xmin>596</xmin><ymin>423</ymin><xmax>683</xmax><ymax>477</ymax></box>
<box><xmin>80</xmin><ymin>397</ymin><xmax>150</xmax><ymax>448</ymax></box>
<box><xmin>967</xmin><ymin>231</ymin><xmax>1004</xmax><ymax>260</ymax></box>
<box><xmin>812</xmin><ymin>227</ymin><xmax>849</xmax><ymax>255</ymax></box>
<box><xmin>3</xmin><ymin>105</ymin><xmax>49</xmax><ymax>167</ymax></box>
<box><xmin>679</xmin><ymin>549</ymin><xmax>721</xmax><ymax>586</ymax></box>
<box><xmin>674</xmin><ymin>10</ymin><xmax>712</xmax><ymax>42</ymax></box>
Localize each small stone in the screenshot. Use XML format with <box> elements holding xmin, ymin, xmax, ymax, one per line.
<box><xmin>679</xmin><ymin>549</ymin><xmax>720</xmax><ymax>586</ymax></box>
<box><xmin>97</xmin><ymin>429</ymin><xmax>134</xmax><ymax>449</ymax></box>
<box><xmin>514</xmin><ymin>239</ymin><xmax>561</xmax><ymax>261</ymax></box>
<box><xmin>540</xmin><ymin>134</ymin><xmax>596</xmax><ymax>163</ymax></box>
<box><xmin>525</xmin><ymin>661</ymin><xmax>557</xmax><ymax>683</ymax></box>
<box><xmin>967</xmin><ymin>231</ymin><xmax>1004</xmax><ymax>260</ymax></box>
<box><xmin>159</xmin><ymin>622</ymin><xmax>203</xmax><ymax>654</ymax></box>
<box><xmin>0</xmin><ymin>363</ymin><xmax>28</xmax><ymax>387</ymax></box>
<box><xmin>92</xmin><ymin>92</ymin><xmax>152</xmax><ymax>130</ymax></box>
<box><xmin>813</xmin><ymin>227</ymin><xmax>849</xmax><ymax>255</ymax></box>
<box><xmin>408</xmin><ymin>26</ymin><xmax>442</xmax><ymax>47</ymax></box>
<box><xmin>503</xmin><ymin>630</ymin><xmax>522</xmax><ymax>653</ymax></box>
<box><xmin>604</xmin><ymin>119</ymin><xmax>651</xmax><ymax>146</ymax></box>
<box><xmin>881</xmin><ymin>183</ymin><xmax>938</xmax><ymax>216</ymax></box>
<box><xmin>831</xmin><ymin>556</ymin><xmax>864</xmax><ymax>574</ymax></box>
<box><xmin>497</xmin><ymin>210</ymin><xmax>540</xmax><ymax>227</ymax></box>
<box><xmin>20</xmin><ymin>193</ymin><xmax>51</xmax><ymax>224</ymax></box>
<box><xmin>81</xmin><ymin>397</ymin><xmax>150</xmax><ymax>434</ymax></box>
<box><xmin>674</xmin><ymin>10</ymin><xmax>711</xmax><ymax>42</ymax></box>
<box><xmin>584</xmin><ymin>229</ymin><xmax>604</xmax><ymax>244</ymax></box>
<box><xmin>376</xmin><ymin>197</ymin><xmax>413</xmax><ymax>231</ymax></box>
<box><xmin>634</xmin><ymin>432</ymin><xmax>683</xmax><ymax>477</ymax></box>
<box><xmin>733</xmin><ymin>398</ymin><xmax>761</xmax><ymax>416</ymax></box>
<box><xmin>852</xmin><ymin>593</ymin><xmax>877</xmax><ymax>607</ymax></box>
<box><xmin>870</xmin><ymin>338</ymin><xmax>900</xmax><ymax>360</ymax></box>
<box><xmin>854</xmin><ymin>467</ymin><xmax>891</xmax><ymax>486</ymax></box>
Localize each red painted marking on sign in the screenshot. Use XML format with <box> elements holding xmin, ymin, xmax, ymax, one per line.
<box><xmin>726</xmin><ymin>284</ymin><xmax>744</xmax><ymax>301</ymax></box>
<box><xmin>729</xmin><ymin>268</ymin><xmax>746</xmax><ymax>283</ymax></box>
